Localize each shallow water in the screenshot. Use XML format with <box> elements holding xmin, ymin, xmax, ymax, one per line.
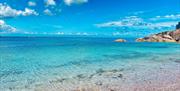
<box><xmin>0</xmin><ymin>37</ymin><xmax>180</xmax><ymax>91</ymax></box>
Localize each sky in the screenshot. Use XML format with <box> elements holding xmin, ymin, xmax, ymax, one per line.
<box><xmin>0</xmin><ymin>0</ymin><xmax>180</xmax><ymax>37</ymax></box>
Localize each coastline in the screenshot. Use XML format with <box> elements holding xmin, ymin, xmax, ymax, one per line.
<box><xmin>3</xmin><ymin>54</ymin><xmax>180</xmax><ymax>91</ymax></box>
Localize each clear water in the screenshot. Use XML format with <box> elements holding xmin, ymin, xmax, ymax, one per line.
<box><xmin>0</xmin><ymin>37</ymin><xmax>180</xmax><ymax>90</ymax></box>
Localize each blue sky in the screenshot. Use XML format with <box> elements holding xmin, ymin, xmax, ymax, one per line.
<box><xmin>0</xmin><ymin>0</ymin><xmax>180</xmax><ymax>37</ymax></box>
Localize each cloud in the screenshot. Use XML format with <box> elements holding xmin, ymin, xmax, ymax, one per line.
<box><xmin>0</xmin><ymin>3</ymin><xmax>38</xmax><ymax>18</ymax></box>
<box><xmin>96</xmin><ymin>16</ymin><xmax>146</xmax><ymax>27</ymax></box>
<box><xmin>28</xmin><ymin>1</ymin><xmax>36</xmax><ymax>7</ymax></box>
<box><xmin>149</xmin><ymin>22</ymin><xmax>177</xmax><ymax>28</ymax></box>
<box><xmin>56</xmin><ymin>32</ymin><xmax>65</xmax><ymax>35</ymax></box>
<box><xmin>64</xmin><ymin>0</ymin><xmax>88</xmax><ymax>6</ymax></box>
<box><xmin>44</xmin><ymin>9</ymin><xmax>53</xmax><ymax>15</ymax></box>
<box><xmin>0</xmin><ymin>20</ymin><xmax>16</xmax><ymax>33</ymax></box>
<box><xmin>96</xmin><ymin>16</ymin><xmax>177</xmax><ymax>30</ymax></box>
<box><xmin>22</xmin><ymin>8</ymin><xmax>38</xmax><ymax>16</ymax></box>
<box><xmin>55</xmin><ymin>32</ymin><xmax>95</xmax><ymax>36</ymax></box>
<box><xmin>150</xmin><ymin>14</ymin><xmax>180</xmax><ymax>21</ymax></box>
<box><xmin>45</xmin><ymin>0</ymin><xmax>56</xmax><ymax>6</ymax></box>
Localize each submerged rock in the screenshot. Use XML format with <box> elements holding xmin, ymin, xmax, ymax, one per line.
<box><xmin>95</xmin><ymin>68</ymin><xmax>124</xmax><ymax>79</ymax></box>
<box><xmin>114</xmin><ymin>39</ymin><xmax>126</xmax><ymax>42</ymax></box>
<box><xmin>136</xmin><ymin>29</ymin><xmax>180</xmax><ymax>43</ymax></box>
<box><xmin>174</xmin><ymin>59</ymin><xmax>180</xmax><ymax>63</ymax></box>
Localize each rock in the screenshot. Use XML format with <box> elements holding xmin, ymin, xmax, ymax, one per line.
<box><xmin>136</xmin><ymin>22</ymin><xmax>180</xmax><ymax>43</ymax></box>
<box><xmin>117</xmin><ymin>74</ymin><xmax>123</xmax><ymax>78</ymax></box>
<box><xmin>96</xmin><ymin>68</ymin><xmax>105</xmax><ymax>74</ymax></box>
<box><xmin>95</xmin><ymin>81</ymin><xmax>103</xmax><ymax>86</ymax></box>
<box><xmin>174</xmin><ymin>60</ymin><xmax>180</xmax><ymax>63</ymax></box>
<box><xmin>136</xmin><ymin>29</ymin><xmax>180</xmax><ymax>43</ymax></box>
<box><xmin>176</xmin><ymin>22</ymin><xmax>180</xmax><ymax>29</ymax></box>
<box><xmin>95</xmin><ymin>69</ymin><xmax>124</xmax><ymax>79</ymax></box>
<box><xmin>114</xmin><ymin>39</ymin><xmax>126</xmax><ymax>42</ymax></box>
<box><xmin>76</xmin><ymin>74</ymin><xmax>86</xmax><ymax>79</ymax></box>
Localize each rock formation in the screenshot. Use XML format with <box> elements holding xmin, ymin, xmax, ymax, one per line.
<box><xmin>176</xmin><ymin>22</ymin><xmax>180</xmax><ymax>29</ymax></box>
<box><xmin>136</xmin><ymin>29</ymin><xmax>180</xmax><ymax>43</ymax></box>
<box><xmin>114</xmin><ymin>39</ymin><xmax>126</xmax><ymax>42</ymax></box>
<box><xmin>136</xmin><ymin>22</ymin><xmax>180</xmax><ymax>43</ymax></box>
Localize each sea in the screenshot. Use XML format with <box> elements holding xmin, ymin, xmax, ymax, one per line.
<box><xmin>0</xmin><ymin>37</ymin><xmax>180</xmax><ymax>91</ymax></box>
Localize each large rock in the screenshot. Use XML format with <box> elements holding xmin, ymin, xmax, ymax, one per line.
<box><xmin>176</xmin><ymin>22</ymin><xmax>180</xmax><ymax>29</ymax></box>
<box><xmin>114</xmin><ymin>39</ymin><xmax>126</xmax><ymax>42</ymax></box>
<box><xmin>136</xmin><ymin>29</ymin><xmax>180</xmax><ymax>43</ymax></box>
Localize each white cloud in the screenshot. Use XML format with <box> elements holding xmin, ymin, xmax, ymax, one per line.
<box><xmin>150</xmin><ymin>14</ymin><xmax>180</xmax><ymax>21</ymax></box>
<box><xmin>96</xmin><ymin>16</ymin><xmax>177</xmax><ymax>30</ymax></box>
<box><xmin>96</xmin><ymin>16</ymin><xmax>146</xmax><ymax>27</ymax></box>
<box><xmin>0</xmin><ymin>3</ymin><xmax>21</xmax><ymax>18</ymax></box>
<box><xmin>28</xmin><ymin>1</ymin><xmax>36</xmax><ymax>7</ymax></box>
<box><xmin>56</xmin><ymin>32</ymin><xmax>64</xmax><ymax>35</ymax></box>
<box><xmin>149</xmin><ymin>22</ymin><xmax>177</xmax><ymax>28</ymax></box>
<box><xmin>22</xmin><ymin>8</ymin><xmax>38</xmax><ymax>16</ymax></box>
<box><xmin>112</xmin><ymin>32</ymin><xmax>121</xmax><ymax>36</ymax></box>
<box><xmin>54</xmin><ymin>32</ymin><xmax>94</xmax><ymax>36</ymax></box>
<box><xmin>0</xmin><ymin>3</ymin><xmax>38</xmax><ymax>18</ymax></box>
<box><xmin>44</xmin><ymin>9</ymin><xmax>53</xmax><ymax>15</ymax></box>
<box><xmin>0</xmin><ymin>20</ymin><xmax>16</xmax><ymax>33</ymax></box>
<box><xmin>23</xmin><ymin>31</ymin><xmax>38</xmax><ymax>34</ymax></box>
<box><xmin>74</xmin><ymin>32</ymin><xmax>89</xmax><ymax>35</ymax></box>
<box><xmin>64</xmin><ymin>0</ymin><xmax>88</xmax><ymax>6</ymax></box>
<box><xmin>45</xmin><ymin>0</ymin><xmax>56</xmax><ymax>6</ymax></box>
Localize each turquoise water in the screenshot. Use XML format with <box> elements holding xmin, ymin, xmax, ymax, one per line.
<box><xmin>0</xmin><ymin>37</ymin><xmax>180</xmax><ymax>90</ymax></box>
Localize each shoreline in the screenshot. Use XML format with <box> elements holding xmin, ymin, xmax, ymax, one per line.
<box><xmin>1</xmin><ymin>37</ymin><xmax>180</xmax><ymax>91</ymax></box>
<box><xmin>38</xmin><ymin>62</ymin><xmax>180</xmax><ymax>91</ymax></box>
<box><xmin>37</xmin><ymin>61</ymin><xmax>180</xmax><ymax>91</ymax></box>
<box><xmin>4</xmin><ymin>57</ymin><xmax>179</xmax><ymax>91</ymax></box>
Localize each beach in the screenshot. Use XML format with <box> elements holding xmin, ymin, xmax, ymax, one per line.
<box><xmin>0</xmin><ymin>37</ymin><xmax>180</xmax><ymax>91</ymax></box>
<box><xmin>34</xmin><ymin>59</ymin><xmax>180</xmax><ymax>91</ymax></box>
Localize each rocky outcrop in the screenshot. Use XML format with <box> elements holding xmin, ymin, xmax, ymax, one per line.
<box><xmin>114</xmin><ymin>39</ymin><xmax>126</xmax><ymax>42</ymax></box>
<box><xmin>136</xmin><ymin>29</ymin><xmax>180</xmax><ymax>43</ymax></box>
<box><xmin>176</xmin><ymin>22</ymin><xmax>180</xmax><ymax>29</ymax></box>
